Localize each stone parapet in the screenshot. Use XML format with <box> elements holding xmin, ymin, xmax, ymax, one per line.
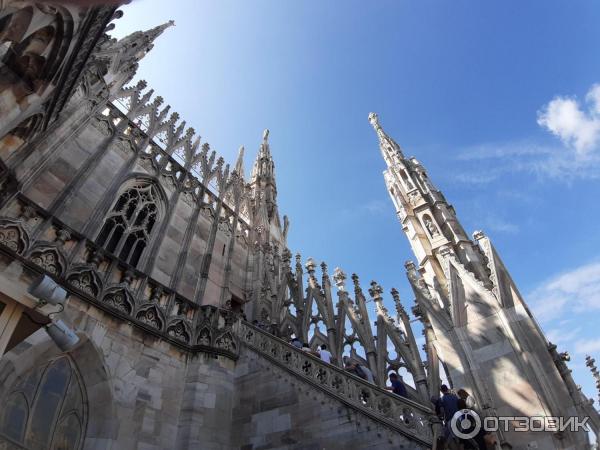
<box><xmin>238</xmin><ymin>321</ymin><xmax>436</xmax><ymax>447</ymax></box>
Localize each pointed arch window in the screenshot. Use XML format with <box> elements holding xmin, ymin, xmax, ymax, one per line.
<box><xmin>96</xmin><ymin>181</ymin><xmax>161</xmax><ymax>267</ymax></box>
<box><xmin>0</xmin><ymin>356</ymin><xmax>87</xmax><ymax>450</ymax></box>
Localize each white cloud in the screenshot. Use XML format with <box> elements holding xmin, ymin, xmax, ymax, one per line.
<box><xmin>485</xmin><ymin>218</ymin><xmax>519</xmax><ymax>234</ymax></box>
<box><xmin>453</xmin><ymin>83</ymin><xmax>600</xmax><ymax>183</ymax></box>
<box><xmin>546</xmin><ymin>326</ymin><xmax>582</xmax><ymax>345</ymax></box>
<box><xmin>528</xmin><ymin>262</ymin><xmax>600</xmax><ymax>323</ymax></box>
<box><xmin>574</xmin><ymin>338</ymin><xmax>600</xmax><ymax>355</ymax></box>
<box><xmin>537</xmin><ymin>83</ymin><xmax>600</xmax><ymax>155</ymax></box>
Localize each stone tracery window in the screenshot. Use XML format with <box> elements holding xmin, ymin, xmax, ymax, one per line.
<box><xmin>0</xmin><ymin>356</ymin><xmax>87</xmax><ymax>450</ymax></box>
<box><xmin>97</xmin><ymin>181</ymin><xmax>161</xmax><ymax>267</ymax></box>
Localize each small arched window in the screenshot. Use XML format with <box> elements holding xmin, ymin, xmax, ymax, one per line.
<box><xmin>400</xmin><ymin>169</ymin><xmax>414</xmax><ymax>190</ymax></box>
<box><xmin>97</xmin><ymin>181</ymin><xmax>161</xmax><ymax>267</ymax></box>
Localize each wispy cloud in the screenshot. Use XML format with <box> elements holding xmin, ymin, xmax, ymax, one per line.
<box><xmin>340</xmin><ymin>199</ymin><xmax>388</xmax><ymax>218</ymax></box>
<box><xmin>456</xmin><ymin>140</ymin><xmax>555</xmax><ymax>162</ymax></box>
<box><xmin>537</xmin><ymin>84</ymin><xmax>600</xmax><ymax>155</ymax></box>
<box><xmin>528</xmin><ymin>262</ymin><xmax>600</xmax><ymax>322</ymax></box>
<box><xmin>546</xmin><ymin>326</ymin><xmax>582</xmax><ymax>345</ymax></box>
<box><xmin>527</xmin><ymin>263</ymin><xmax>600</xmax><ymax>401</ymax></box>
<box><xmin>484</xmin><ymin>218</ymin><xmax>519</xmax><ymax>234</ymax></box>
<box><xmin>453</xmin><ymin>83</ymin><xmax>600</xmax><ymax>184</ymax></box>
<box><xmin>574</xmin><ymin>338</ymin><xmax>600</xmax><ymax>355</ymax></box>
<box><xmin>453</xmin><ymin>139</ymin><xmax>600</xmax><ymax>183</ymax></box>
<box><xmin>363</xmin><ymin>199</ymin><xmax>387</xmax><ymax>214</ymax></box>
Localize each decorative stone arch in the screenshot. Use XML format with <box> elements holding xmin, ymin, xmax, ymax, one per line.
<box><xmin>95</xmin><ymin>174</ymin><xmax>168</xmax><ymax>269</ymax></box>
<box><xmin>0</xmin><ymin>2</ymin><xmax>76</xmax><ymax>137</ymax></box>
<box><xmin>66</xmin><ymin>265</ymin><xmax>103</xmax><ymax>298</ymax></box>
<box><xmin>0</xmin><ymin>217</ymin><xmax>30</xmax><ymax>254</ymax></box>
<box><xmin>166</xmin><ymin>318</ymin><xmax>191</xmax><ymax>344</ymax></box>
<box><xmin>135</xmin><ymin>303</ymin><xmax>165</xmax><ymax>331</ymax></box>
<box><xmin>27</xmin><ymin>242</ymin><xmax>67</xmax><ymax>277</ymax></box>
<box><xmin>101</xmin><ymin>286</ymin><xmax>135</xmax><ymax>315</ymax></box>
<box><xmin>0</xmin><ymin>330</ymin><xmax>117</xmax><ymax>449</ymax></box>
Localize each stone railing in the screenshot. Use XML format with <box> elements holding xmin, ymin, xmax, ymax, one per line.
<box><xmin>239</xmin><ymin>321</ymin><xmax>435</xmax><ymax>447</ymax></box>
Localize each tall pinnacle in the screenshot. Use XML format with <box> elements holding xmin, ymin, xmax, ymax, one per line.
<box><xmin>234</xmin><ymin>146</ymin><xmax>245</xmax><ymax>179</ymax></box>
<box><xmin>368</xmin><ymin>112</ymin><xmax>405</xmax><ymax>162</ymax></box>
<box><xmin>118</xmin><ymin>19</ymin><xmax>175</xmax><ymax>61</ymax></box>
<box><xmin>97</xmin><ymin>20</ymin><xmax>175</xmax><ymax>88</ymax></box>
<box><xmin>250</xmin><ymin>128</ymin><xmax>280</xmax><ymax>225</ymax></box>
<box><xmin>260</xmin><ymin>129</ymin><xmax>271</xmax><ymax>157</ymax></box>
<box><xmin>251</xmin><ymin>129</ymin><xmax>275</xmax><ymax>185</ymax></box>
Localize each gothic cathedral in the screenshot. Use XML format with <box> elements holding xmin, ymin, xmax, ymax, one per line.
<box><xmin>0</xmin><ymin>2</ymin><xmax>598</xmax><ymax>449</ymax></box>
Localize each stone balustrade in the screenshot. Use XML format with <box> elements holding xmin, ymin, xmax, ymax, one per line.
<box><xmin>239</xmin><ymin>321</ymin><xmax>436</xmax><ymax>447</ymax></box>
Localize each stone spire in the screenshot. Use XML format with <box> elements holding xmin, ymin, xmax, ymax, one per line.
<box><xmin>97</xmin><ymin>20</ymin><xmax>175</xmax><ymax>90</ymax></box>
<box><xmin>373</xmin><ymin>113</ymin><xmax>593</xmax><ymax>448</ymax></box>
<box><xmin>368</xmin><ymin>112</ymin><xmax>489</xmax><ymax>287</ymax></box>
<box><xmin>250</xmin><ymin>129</ymin><xmax>279</xmax><ymax>221</ymax></box>
<box><xmin>116</xmin><ymin>20</ymin><xmax>174</xmax><ymax>61</ymax></box>
<box><xmin>368</xmin><ymin>112</ymin><xmax>405</xmax><ymax>165</ymax></box>
<box><xmin>251</xmin><ymin>129</ymin><xmax>276</xmax><ymax>185</ymax></box>
<box><xmin>234</xmin><ymin>145</ymin><xmax>245</xmax><ymax>180</ymax></box>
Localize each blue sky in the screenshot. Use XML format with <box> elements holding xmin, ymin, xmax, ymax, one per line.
<box><xmin>112</xmin><ymin>1</ymin><xmax>600</xmax><ymax>402</ymax></box>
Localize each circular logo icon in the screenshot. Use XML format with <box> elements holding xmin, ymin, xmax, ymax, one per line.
<box><xmin>450</xmin><ymin>408</ymin><xmax>481</xmax><ymax>439</ymax></box>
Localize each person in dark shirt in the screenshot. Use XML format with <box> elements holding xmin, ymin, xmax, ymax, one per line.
<box><xmin>385</xmin><ymin>372</ymin><xmax>408</xmax><ymax>398</ymax></box>
<box><xmin>439</xmin><ymin>384</ymin><xmax>459</xmax><ymax>423</ymax></box>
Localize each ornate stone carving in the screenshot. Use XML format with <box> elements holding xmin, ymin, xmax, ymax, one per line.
<box><xmin>166</xmin><ymin>319</ymin><xmax>191</xmax><ymax>343</ymax></box>
<box><xmin>0</xmin><ymin>219</ymin><xmax>29</xmax><ymax>254</ymax></box>
<box><xmin>136</xmin><ymin>305</ymin><xmax>164</xmax><ymax>330</ymax></box>
<box><xmin>215</xmin><ymin>331</ymin><xmax>236</xmax><ymax>352</ymax></box>
<box><xmin>423</xmin><ymin>215</ymin><xmax>439</xmax><ymax>237</ymax></box>
<box><xmin>101</xmin><ymin>288</ymin><xmax>133</xmax><ymax>314</ymax></box>
<box><xmin>197</xmin><ymin>327</ymin><xmax>211</xmax><ymax>346</ymax></box>
<box><xmin>66</xmin><ymin>268</ymin><xmax>102</xmax><ymax>297</ymax></box>
<box><xmin>30</xmin><ymin>247</ymin><xmax>64</xmax><ymax>276</ymax></box>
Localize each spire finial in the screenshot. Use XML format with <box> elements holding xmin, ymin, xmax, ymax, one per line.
<box><xmin>263</xmin><ymin>129</ymin><xmax>269</xmax><ymax>143</ymax></box>
<box><xmin>368</xmin><ymin>112</ymin><xmax>379</xmax><ymax>128</ymax></box>
<box><xmin>333</xmin><ymin>267</ymin><xmax>347</xmax><ymax>291</ymax></box>
<box><xmin>367</xmin><ymin>111</ymin><xmax>404</xmax><ymax>160</ymax></box>
<box><xmin>234</xmin><ymin>145</ymin><xmax>245</xmax><ymax>178</ymax></box>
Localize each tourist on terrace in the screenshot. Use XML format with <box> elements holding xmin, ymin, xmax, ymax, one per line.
<box><xmin>290</xmin><ymin>336</ymin><xmax>302</xmax><ymax>348</ymax></box>
<box><xmin>343</xmin><ymin>358</ymin><xmax>367</xmax><ymax>380</ymax></box>
<box><xmin>318</xmin><ymin>344</ymin><xmax>332</xmax><ymax>363</ymax></box>
<box><xmin>385</xmin><ymin>372</ymin><xmax>407</xmax><ymax>398</ymax></box>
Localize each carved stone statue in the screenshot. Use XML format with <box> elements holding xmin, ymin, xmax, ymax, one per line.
<box><xmin>423</xmin><ymin>216</ymin><xmax>439</xmax><ymax>237</ymax></box>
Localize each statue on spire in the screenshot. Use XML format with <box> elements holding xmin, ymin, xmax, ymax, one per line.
<box><xmin>367</xmin><ymin>112</ymin><xmax>404</xmax><ymax>161</ymax></box>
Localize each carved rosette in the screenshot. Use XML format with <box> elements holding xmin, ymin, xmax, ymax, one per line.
<box><xmin>0</xmin><ymin>219</ymin><xmax>29</xmax><ymax>254</ymax></box>
<box><xmin>136</xmin><ymin>305</ymin><xmax>164</xmax><ymax>331</ymax></box>
<box><xmin>66</xmin><ymin>267</ymin><xmax>102</xmax><ymax>297</ymax></box>
<box><xmin>101</xmin><ymin>288</ymin><xmax>134</xmax><ymax>314</ymax></box>
<box><xmin>30</xmin><ymin>247</ymin><xmax>65</xmax><ymax>276</ymax></box>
